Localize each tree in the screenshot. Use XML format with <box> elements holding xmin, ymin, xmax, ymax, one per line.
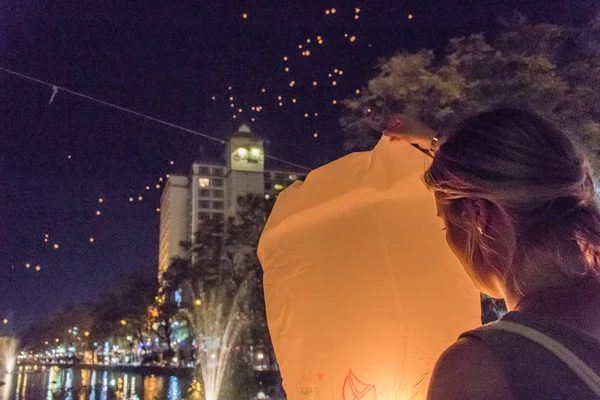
<box><xmin>91</xmin><ymin>272</ymin><xmax>157</xmax><ymax>347</ymax></box>
<box><xmin>342</xmin><ymin>14</ymin><xmax>600</xmax><ymax>170</ymax></box>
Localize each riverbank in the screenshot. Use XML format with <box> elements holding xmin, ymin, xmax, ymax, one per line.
<box><xmin>17</xmin><ymin>362</ymin><xmax>193</xmax><ymax>377</ymax></box>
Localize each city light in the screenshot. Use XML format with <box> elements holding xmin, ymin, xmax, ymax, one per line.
<box><xmin>84</xmin><ymin>331</ymin><xmax>90</xmax><ymax>337</ymax></box>
<box><xmin>120</xmin><ymin>320</ymin><xmax>127</xmax><ymax>326</ymax></box>
<box><xmin>194</xmin><ymin>299</ymin><xmax>202</xmax><ymax>306</ymax></box>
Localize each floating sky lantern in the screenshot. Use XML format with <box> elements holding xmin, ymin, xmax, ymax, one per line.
<box><xmin>258</xmin><ymin>139</ymin><xmax>480</xmax><ymax>399</ymax></box>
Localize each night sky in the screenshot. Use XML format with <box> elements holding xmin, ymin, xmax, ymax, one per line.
<box><xmin>1</xmin><ymin>0</ymin><xmax>598</xmax><ymax>332</ymax></box>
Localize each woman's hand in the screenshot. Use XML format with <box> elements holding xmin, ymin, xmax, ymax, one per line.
<box><xmin>382</xmin><ymin>115</ymin><xmax>438</xmax><ymax>150</ymax></box>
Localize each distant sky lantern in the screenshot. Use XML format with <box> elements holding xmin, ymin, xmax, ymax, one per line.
<box><xmin>367</xmin><ymin>108</ymin><xmax>372</xmax><ymax>113</ymax></box>
<box><xmin>238</xmin><ymin>108</ymin><xmax>243</xmax><ymax>113</ymax></box>
<box><xmin>312</xmin><ymin>81</ymin><xmax>318</xmax><ymax>86</ymax></box>
<box><xmin>292</xmin><ymin>98</ymin><xmax>297</xmax><ymax>103</ymax></box>
<box><xmin>156</xmin><ymin>184</ymin><xmax>161</xmax><ymax>189</ymax></box>
<box><xmin>317</xmin><ymin>35</ymin><xmax>322</xmax><ymax>40</ymax></box>
<box><xmin>166</xmin><ymin>174</ymin><xmax>170</xmax><ymax>178</ymax></box>
<box><xmin>3</xmin><ymin>319</ymin><xmax>7</xmax><ymax>324</ymax></box>
<box><xmin>325</xmin><ymin>9</ymin><xmax>330</xmax><ymax>14</ymax></box>
<box><xmin>350</xmin><ymin>36</ymin><xmax>356</xmax><ymax>42</ymax></box>
<box><xmin>55</xmin><ymin>338</ymin><xmax>59</xmax><ymax>343</ymax></box>
<box><xmin>283</xmin><ymin>56</ymin><xmax>288</xmax><ymax>61</ymax></box>
<box><xmin>355</xmin><ymin>15</ymin><xmax>359</xmax><ymax>19</ymax></box>
<box><xmin>318</xmin><ymin>39</ymin><xmax>323</xmax><ymax>44</ymax></box>
<box><xmin>211</xmin><ymin>96</ymin><xmax>216</xmax><ymax>100</ymax></box>
<box><xmin>35</xmin><ymin>266</ymin><xmax>41</xmax><ymax>271</ymax></box>
<box><xmin>313</xmin><ymin>132</ymin><xmax>318</xmax><ymax>137</ymax></box>
<box><xmin>334</xmin><ymin>68</ymin><xmax>339</xmax><ymax>73</ymax></box>
<box><xmin>252</xmin><ymin>106</ymin><xmax>256</xmax><ymax>110</ymax></box>
<box><xmin>279</xmin><ymin>102</ymin><xmax>283</xmax><ymax>107</ymax></box>
<box><xmin>408</xmin><ymin>14</ymin><xmax>414</xmax><ymax>19</ymax></box>
<box><xmin>67</xmin><ymin>155</ymin><xmax>72</xmax><ymax>159</ymax></box>
<box><xmin>170</xmin><ymin>161</ymin><xmax>174</xmax><ymax>165</ymax></box>
<box><xmin>89</xmin><ymin>238</ymin><xmax>94</xmax><ymax>243</ymax></box>
<box><xmin>45</xmin><ymin>234</ymin><xmax>49</xmax><ymax>238</ymax></box>
<box><xmin>229</xmin><ymin>96</ymin><xmax>233</xmax><ymax>101</ymax></box>
<box><xmin>306</xmin><ymin>38</ymin><xmax>311</xmax><ymax>43</ymax></box>
<box><xmin>314</xmin><ymin>112</ymin><xmax>319</xmax><ymax>116</ymax></box>
<box><xmin>261</xmin><ymin>88</ymin><xmax>266</xmax><ymax>92</ymax></box>
<box><xmin>328</xmin><ymin>73</ymin><xmax>332</xmax><ymax>78</ymax></box>
<box><xmin>53</xmin><ymin>244</ymin><xmax>59</xmax><ymax>249</ymax></box>
<box><xmin>304</xmin><ymin>113</ymin><xmax>309</xmax><ymax>118</ymax></box>
<box><xmin>146</xmin><ymin>186</ymin><xmax>150</xmax><ymax>190</ymax></box>
<box><xmin>96</xmin><ymin>210</ymin><xmax>101</xmax><ymax>216</ymax></box>
<box><xmin>277</xmin><ymin>95</ymin><xmax>282</xmax><ymax>100</ymax></box>
<box><xmin>138</xmin><ymin>196</ymin><xmax>143</xmax><ymax>201</ymax></box>
<box><xmin>305</xmin><ymin>50</ymin><xmax>311</xmax><ymax>56</ymax></box>
<box><xmin>356</xmin><ymin>89</ymin><xmax>361</xmax><ymax>94</ymax></box>
<box><xmin>332</xmin><ymin>100</ymin><xmax>337</xmax><ymax>104</ymax></box>
<box><xmin>355</xmin><ymin>7</ymin><xmax>361</xmax><ymax>12</ymax></box>
<box><xmin>159</xmin><ymin>177</ymin><xmax>163</xmax><ymax>182</ymax></box>
<box><xmin>298</xmin><ymin>44</ymin><xmax>303</xmax><ymax>49</ymax></box>
<box><xmin>290</xmin><ymin>81</ymin><xmax>295</xmax><ymax>87</ymax></box>
<box><xmin>344</xmin><ymin>33</ymin><xmax>349</xmax><ymax>37</ymax></box>
<box><xmin>228</xmin><ymin>86</ymin><xmax>232</xmax><ymax>90</ymax></box>
<box><xmin>251</xmin><ymin>117</ymin><xmax>256</xmax><ymax>122</ymax></box>
<box><xmin>285</xmin><ymin>67</ymin><xmax>290</xmax><ymax>72</ymax></box>
<box><xmin>129</xmin><ymin>197</ymin><xmax>134</xmax><ymax>202</ymax></box>
<box><xmin>332</xmin><ymin>81</ymin><xmax>337</xmax><ymax>86</ymax></box>
<box><xmin>98</xmin><ymin>198</ymin><xmax>103</xmax><ymax>203</ymax></box>
<box><xmin>339</xmin><ymin>70</ymin><xmax>344</xmax><ymax>75</ymax></box>
<box><xmin>331</xmin><ymin>8</ymin><xmax>336</xmax><ymax>13</ymax></box>
<box><xmin>230</xmin><ymin>104</ymin><xmax>235</xmax><ymax>107</ymax></box>
<box><xmin>26</xmin><ymin>263</ymin><xmax>30</xmax><ymax>268</ymax></box>
<box><xmin>233</xmin><ymin>115</ymin><xmax>237</xmax><ymax>119</ymax></box>
<box><xmin>242</xmin><ymin>13</ymin><xmax>248</xmax><ymax>19</ymax></box>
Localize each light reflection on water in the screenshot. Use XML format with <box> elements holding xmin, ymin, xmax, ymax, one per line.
<box><xmin>2</xmin><ymin>366</ymin><xmax>188</xmax><ymax>400</ymax></box>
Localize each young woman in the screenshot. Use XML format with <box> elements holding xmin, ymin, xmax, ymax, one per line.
<box><xmin>384</xmin><ymin>109</ymin><xmax>600</xmax><ymax>400</ymax></box>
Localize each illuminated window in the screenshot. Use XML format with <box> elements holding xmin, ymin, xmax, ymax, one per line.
<box><xmin>213</xmin><ymin>179</ymin><xmax>224</xmax><ymax>188</ymax></box>
<box><xmin>199</xmin><ymin>178</ymin><xmax>210</xmax><ymax>187</ymax></box>
<box><xmin>213</xmin><ymin>190</ymin><xmax>224</xmax><ymax>198</ymax></box>
<box><xmin>288</xmin><ymin>174</ymin><xmax>298</xmax><ymax>181</ymax></box>
<box><xmin>200</xmin><ymin>201</ymin><xmax>210</xmax><ymax>209</ymax></box>
<box><xmin>212</xmin><ymin>201</ymin><xmax>224</xmax><ymax>210</ymax></box>
<box><xmin>200</xmin><ymin>189</ymin><xmax>211</xmax><ymax>197</ymax></box>
<box><xmin>274</xmin><ymin>184</ymin><xmax>285</xmax><ymax>191</ymax></box>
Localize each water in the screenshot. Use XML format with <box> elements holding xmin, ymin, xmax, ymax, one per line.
<box><xmin>0</xmin><ymin>337</ymin><xmax>17</xmax><ymax>375</ymax></box>
<box><xmin>0</xmin><ymin>366</ymin><xmax>190</xmax><ymax>400</ymax></box>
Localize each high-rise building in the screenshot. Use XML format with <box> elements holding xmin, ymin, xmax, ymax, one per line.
<box><xmin>158</xmin><ymin>124</ymin><xmax>308</xmax><ymax>283</ymax></box>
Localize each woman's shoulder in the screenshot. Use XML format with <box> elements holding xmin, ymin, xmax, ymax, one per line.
<box><xmin>428</xmin><ymin>335</ymin><xmax>513</xmax><ymax>400</ymax></box>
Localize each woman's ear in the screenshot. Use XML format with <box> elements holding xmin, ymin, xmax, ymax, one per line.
<box><xmin>465</xmin><ymin>198</ymin><xmax>489</xmax><ymax>234</ymax></box>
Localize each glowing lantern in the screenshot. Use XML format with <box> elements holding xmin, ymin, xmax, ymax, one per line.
<box><xmin>159</xmin><ymin>177</ymin><xmax>164</xmax><ymax>182</ymax></box>
<box><xmin>292</xmin><ymin>98</ymin><xmax>297</xmax><ymax>103</ymax></box>
<box><xmin>325</xmin><ymin>9</ymin><xmax>330</xmax><ymax>14</ymax></box>
<box><xmin>98</xmin><ymin>198</ymin><xmax>103</xmax><ymax>203</ymax></box>
<box><xmin>355</xmin><ymin>15</ymin><xmax>359</xmax><ymax>19</ymax></box>
<box><xmin>332</xmin><ymin>100</ymin><xmax>337</xmax><ymax>104</ymax></box>
<box><xmin>53</xmin><ymin>244</ymin><xmax>59</xmax><ymax>249</ymax></box>
<box><xmin>285</xmin><ymin>67</ymin><xmax>290</xmax><ymax>72</ymax></box>
<box><xmin>138</xmin><ymin>196</ymin><xmax>143</xmax><ymax>201</ymax></box>
<box><xmin>306</xmin><ymin>39</ymin><xmax>311</xmax><ymax>43</ymax></box>
<box><xmin>258</xmin><ymin>138</ymin><xmax>480</xmax><ymax>399</ymax></box>
<box><xmin>332</xmin><ymin>81</ymin><xmax>337</xmax><ymax>86</ymax></box>
<box><xmin>279</xmin><ymin>102</ymin><xmax>283</xmax><ymax>107</ymax></box>
<box><xmin>356</xmin><ymin>89</ymin><xmax>361</xmax><ymax>94</ymax></box>
<box><xmin>312</xmin><ymin>81</ymin><xmax>317</xmax><ymax>86</ymax></box>
<box><xmin>350</xmin><ymin>36</ymin><xmax>356</xmax><ymax>42</ymax></box>
<box><xmin>156</xmin><ymin>184</ymin><xmax>161</xmax><ymax>189</ymax></box>
<box><xmin>262</xmin><ymin>88</ymin><xmax>266</xmax><ymax>92</ymax></box>
<box><xmin>26</xmin><ymin>263</ymin><xmax>30</xmax><ymax>268</ymax></box>
<box><xmin>96</xmin><ymin>210</ymin><xmax>101</xmax><ymax>216</ymax></box>
<box><xmin>298</xmin><ymin>44</ymin><xmax>303</xmax><ymax>49</ymax></box>
<box><xmin>156</xmin><ymin>208</ymin><xmax>160</xmax><ymax>212</ymax></box>
<box><xmin>242</xmin><ymin>13</ymin><xmax>248</xmax><ymax>19</ymax></box>
<box><xmin>251</xmin><ymin>117</ymin><xmax>256</xmax><ymax>122</ymax></box>
<box><xmin>313</xmin><ymin>133</ymin><xmax>318</xmax><ymax>138</ymax></box>
<box><xmin>304</xmin><ymin>113</ymin><xmax>309</xmax><ymax>118</ymax></box>
<box><xmin>339</xmin><ymin>70</ymin><xmax>344</xmax><ymax>75</ymax></box>
<box><xmin>238</xmin><ymin>108</ymin><xmax>243</xmax><ymax>113</ymax></box>
<box><xmin>146</xmin><ymin>186</ymin><xmax>150</xmax><ymax>190</ymax></box>
<box><xmin>408</xmin><ymin>14</ymin><xmax>414</xmax><ymax>19</ymax></box>
<box><xmin>3</xmin><ymin>319</ymin><xmax>7</xmax><ymax>324</ymax></box>
<box><xmin>231</xmin><ymin>104</ymin><xmax>235</xmax><ymax>108</ymax></box>
<box><xmin>283</xmin><ymin>56</ymin><xmax>288</xmax><ymax>61</ymax></box>
<box><xmin>355</xmin><ymin>7</ymin><xmax>361</xmax><ymax>12</ymax></box>
<box><xmin>331</xmin><ymin>8</ymin><xmax>336</xmax><ymax>13</ymax></box>
<box><xmin>35</xmin><ymin>266</ymin><xmax>40</xmax><ymax>271</ymax></box>
<box><xmin>89</xmin><ymin>238</ymin><xmax>94</xmax><ymax>243</ymax></box>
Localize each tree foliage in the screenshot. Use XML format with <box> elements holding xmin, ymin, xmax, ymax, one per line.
<box><xmin>342</xmin><ymin>14</ymin><xmax>600</xmax><ymax>170</ymax></box>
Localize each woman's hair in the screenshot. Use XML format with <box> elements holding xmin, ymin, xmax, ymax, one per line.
<box><xmin>424</xmin><ymin>108</ymin><xmax>600</xmax><ymax>295</ymax></box>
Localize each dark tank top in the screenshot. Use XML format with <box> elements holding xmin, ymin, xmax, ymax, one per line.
<box><xmin>461</xmin><ymin>311</ymin><xmax>600</xmax><ymax>399</ymax></box>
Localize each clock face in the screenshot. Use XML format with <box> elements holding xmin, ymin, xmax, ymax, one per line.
<box><xmin>231</xmin><ymin>146</ymin><xmax>264</xmax><ymax>171</ymax></box>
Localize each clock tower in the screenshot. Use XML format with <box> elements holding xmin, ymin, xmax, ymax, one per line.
<box><xmin>225</xmin><ymin>124</ymin><xmax>265</xmax><ymax>215</ymax></box>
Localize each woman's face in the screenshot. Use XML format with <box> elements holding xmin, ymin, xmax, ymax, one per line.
<box><xmin>436</xmin><ymin>198</ymin><xmax>504</xmax><ymax>298</ymax></box>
